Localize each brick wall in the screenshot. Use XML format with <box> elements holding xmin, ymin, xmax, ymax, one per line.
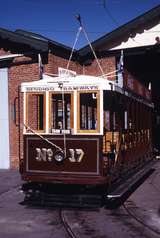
<box><xmin>82</xmin><ymin>56</ymin><xmax>116</xmax><ymax>80</ymax></box>
<box><xmin>8</xmin><ymin>56</ymin><xmax>39</xmax><ymax>168</ymax></box>
<box><xmin>44</xmin><ymin>53</ymin><xmax>83</xmax><ymax>75</ymax></box>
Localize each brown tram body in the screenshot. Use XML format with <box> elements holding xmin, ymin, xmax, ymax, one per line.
<box><xmin>20</xmin><ymin>69</ymin><xmax>153</xmax><ymax>198</ymax></box>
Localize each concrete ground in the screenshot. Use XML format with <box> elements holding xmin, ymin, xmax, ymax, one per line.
<box><xmin>0</xmin><ymin>169</ymin><xmax>21</xmax><ymax>194</ymax></box>
<box><xmin>0</xmin><ymin>161</ymin><xmax>160</xmax><ymax>238</ymax></box>
<box><xmin>0</xmin><ymin>170</ymin><xmax>66</xmax><ymax>238</ymax></box>
<box><xmin>63</xmin><ymin>160</ymin><xmax>160</xmax><ymax>238</ymax></box>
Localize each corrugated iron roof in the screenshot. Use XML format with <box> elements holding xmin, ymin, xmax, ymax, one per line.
<box><xmin>0</xmin><ymin>27</ymin><xmax>48</xmax><ymax>52</ymax></box>
<box><xmin>78</xmin><ymin>4</ymin><xmax>160</xmax><ymax>56</ymax></box>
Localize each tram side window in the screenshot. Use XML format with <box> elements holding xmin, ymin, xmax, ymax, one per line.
<box><xmin>124</xmin><ymin>111</ymin><xmax>128</xmax><ymax>130</ymax></box>
<box><xmin>104</xmin><ymin>111</ymin><xmax>110</xmax><ymax>131</ymax></box>
<box><xmin>78</xmin><ymin>92</ymin><xmax>99</xmax><ymax>132</ymax></box>
<box><xmin>27</xmin><ymin>93</ymin><xmax>45</xmax><ymax>131</ymax></box>
<box><xmin>50</xmin><ymin>94</ymin><xmax>72</xmax><ymax>132</ymax></box>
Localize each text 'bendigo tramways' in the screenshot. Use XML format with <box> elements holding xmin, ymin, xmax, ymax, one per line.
<box><xmin>25</xmin><ymin>85</ymin><xmax>99</xmax><ymax>92</ymax></box>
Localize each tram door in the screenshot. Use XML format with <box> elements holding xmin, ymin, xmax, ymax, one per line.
<box><xmin>0</xmin><ymin>68</ymin><xmax>10</xmax><ymax>168</ymax></box>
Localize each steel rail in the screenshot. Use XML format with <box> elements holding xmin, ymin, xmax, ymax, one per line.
<box><xmin>59</xmin><ymin>209</ymin><xmax>79</xmax><ymax>238</ymax></box>
<box><xmin>0</xmin><ymin>186</ymin><xmax>21</xmax><ymax>198</ymax></box>
<box><xmin>122</xmin><ymin>203</ymin><xmax>160</xmax><ymax>236</ymax></box>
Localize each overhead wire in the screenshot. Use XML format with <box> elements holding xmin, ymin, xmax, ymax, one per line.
<box><xmin>102</xmin><ymin>0</ymin><xmax>143</xmax><ymax>46</ymax></box>
<box><xmin>103</xmin><ymin>3</ymin><xmax>119</xmax><ymax>26</ymax></box>
<box><xmin>20</xmin><ymin>29</ymin><xmax>106</xmax><ymax>34</ymax></box>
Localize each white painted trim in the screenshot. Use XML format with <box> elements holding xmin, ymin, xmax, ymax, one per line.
<box><xmin>0</xmin><ymin>54</ymin><xmax>23</xmax><ymax>61</ymax></box>
<box><xmin>23</xmin><ymin>92</ymin><xmax>27</xmax><ymax>133</ymax></box>
<box><xmin>0</xmin><ymin>68</ymin><xmax>10</xmax><ymax>168</ymax></box>
<box><xmin>100</xmin><ymin>90</ymin><xmax>104</xmax><ymax>134</ymax></box>
<box><xmin>73</xmin><ymin>90</ymin><xmax>77</xmax><ymax>134</ymax></box>
<box><xmin>45</xmin><ymin>91</ymin><xmax>49</xmax><ymax>133</ymax></box>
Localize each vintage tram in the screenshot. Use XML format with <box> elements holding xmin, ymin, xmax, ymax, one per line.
<box><xmin>20</xmin><ymin>68</ymin><xmax>153</xmax><ymax>206</ymax></box>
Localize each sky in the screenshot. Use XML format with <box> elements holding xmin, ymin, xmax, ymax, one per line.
<box><xmin>1</xmin><ymin>0</ymin><xmax>160</xmax><ymax>49</ymax></box>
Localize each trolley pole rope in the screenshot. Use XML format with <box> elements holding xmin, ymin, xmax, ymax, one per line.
<box><xmin>66</xmin><ymin>26</ymin><xmax>82</xmax><ymax>70</ymax></box>
<box><xmin>67</xmin><ymin>14</ymin><xmax>105</xmax><ymax>77</ymax></box>
<box><xmin>75</xmin><ymin>14</ymin><xmax>105</xmax><ymax>77</ymax></box>
<box><xmin>23</xmin><ymin>123</ymin><xmax>64</xmax><ymax>153</ymax></box>
<box><xmin>58</xmin><ymin>82</ymin><xmax>67</xmax><ymax>158</ymax></box>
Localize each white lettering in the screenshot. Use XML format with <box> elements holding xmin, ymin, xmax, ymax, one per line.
<box><xmin>47</xmin><ymin>148</ymin><xmax>53</xmax><ymax>162</ymax></box>
<box><xmin>68</xmin><ymin>149</ymin><xmax>76</xmax><ymax>162</ymax></box>
<box><xmin>75</xmin><ymin>149</ymin><xmax>84</xmax><ymax>162</ymax></box>
<box><xmin>35</xmin><ymin>148</ymin><xmax>47</xmax><ymax>161</ymax></box>
<box><xmin>35</xmin><ymin>148</ymin><xmax>85</xmax><ymax>163</ymax></box>
<box><xmin>68</xmin><ymin>149</ymin><xmax>84</xmax><ymax>162</ymax></box>
<box><xmin>26</xmin><ymin>85</ymin><xmax>99</xmax><ymax>92</ymax></box>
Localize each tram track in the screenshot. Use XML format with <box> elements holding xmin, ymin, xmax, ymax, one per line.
<box><xmin>59</xmin><ymin>209</ymin><xmax>79</xmax><ymax>238</ymax></box>
<box><xmin>148</xmin><ymin>165</ymin><xmax>160</xmax><ymax>193</ymax></box>
<box><xmin>117</xmin><ymin>161</ymin><xmax>160</xmax><ymax>237</ymax></box>
<box><xmin>0</xmin><ymin>185</ymin><xmax>20</xmax><ymax>197</ymax></box>
<box><xmin>122</xmin><ymin>203</ymin><xmax>160</xmax><ymax>236</ymax></box>
<box><xmin>119</xmin><ymin>169</ymin><xmax>160</xmax><ymax>237</ymax></box>
<box><xmin>120</xmin><ymin>165</ymin><xmax>160</xmax><ymax>237</ymax></box>
<box><xmin>53</xmin><ymin>163</ymin><xmax>160</xmax><ymax>238</ymax></box>
<box><xmin>58</xmin><ymin>208</ymin><xmax>110</xmax><ymax>238</ymax></box>
<box><xmin>0</xmin><ymin>187</ymin><xmax>78</xmax><ymax>238</ymax></box>
<box><xmin>1</xmin><ymin>168</ymin><xmax>158</xmax><ymax>238</ymax></box>
<box><xmin>3</xmin><ymin>187</ymin><xmax>159</xmax><ymax>238</ymax></box>
<box><xmin>58</xmin><ymin>200</ymin><xmax>160</xmax><ymax>238</ymax></box>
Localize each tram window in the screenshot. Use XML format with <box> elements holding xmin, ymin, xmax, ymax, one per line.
<box><xmin>78</xmin><ymin>92</ymin><xmax>99</xmax><ymax>132</ymax></box>
<box><xmin>26</xmin><ymin>93</ymin><xmax>45</xmax><ymax>131</ymax></box>
<box><xmin>113</xmin><ymin>112</ymin><xmax>116</xmax><ymax>130</ymax></box>
<box><xmin>50</xmin><ymin>93</ymin><xmax>73</xmax><ymax>132</ymax></box>
<box><xmin>124</xmin><ymin>111</ymin><xmax>128</xmax><ymax>129</ymax></box>
<box><xmin>104</xmin><ymin>111</ymin><xmax>110</xmax><ymax>131</ymax></box>
<box><xmin>156</xmin><ymin>115</ymin><xmax>160</xmax><ymax>125</ymax></box>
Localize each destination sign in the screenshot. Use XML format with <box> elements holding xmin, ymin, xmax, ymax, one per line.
<box><xmin>24</xmin><ymin>85</ymin><xmax>99</xmax><ymax>92</ymax></box>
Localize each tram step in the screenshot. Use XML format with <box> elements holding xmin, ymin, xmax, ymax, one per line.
<box><xmin>24</xmin><ymin>193</ymin><xmax>102</xmax><ymax>208</ymax></box>
<box><xmin>107</xmin><ymin>161</ymin><xmax>155</xmax><ymax>201</ymax></box>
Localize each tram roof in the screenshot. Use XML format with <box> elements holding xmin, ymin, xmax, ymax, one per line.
<box><xmin>21</xmin><ymin>73</ymin><xmax>115</xmax><ymax>92</ymax></box>
<box><xmin>21</xmin><ymin>72</ymin><xmax>154</xmax><ymax>107</ymax></box>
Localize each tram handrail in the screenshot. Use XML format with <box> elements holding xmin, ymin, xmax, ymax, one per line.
<box><xmin>13</xmin><ymin>97</ymin><xmax>19</xmax><ymax>127</ymax></box>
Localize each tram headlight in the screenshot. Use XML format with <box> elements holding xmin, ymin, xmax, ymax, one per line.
<box><xmin>54</xmin><ymin>152</ymin><xmax>64</xmax><ymax>162</ymax></box>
